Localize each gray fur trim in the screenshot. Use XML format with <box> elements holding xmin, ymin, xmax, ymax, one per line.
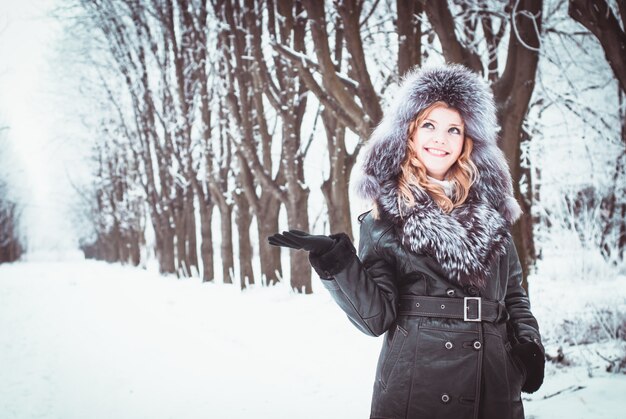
<box><xmin>378</xmin><ymin>181</ymin><xmax>511</xmax><ymax>288</ymax></box>
<box><xmin>352</xmin><ymin>64</ymin><xmax>521</xmax><ymax>225</ymax></box>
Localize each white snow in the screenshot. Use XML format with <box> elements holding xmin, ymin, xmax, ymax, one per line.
<box><xmin>1</xmin><ymin>254</ymin><xmax>625</xmax><ymax>419</ymax></box>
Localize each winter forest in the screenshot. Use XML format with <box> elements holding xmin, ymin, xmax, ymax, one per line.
<box><xmin>1</xmin><ymin>0</ymin><xmax>626</xmax><ymax>418</ymax></box>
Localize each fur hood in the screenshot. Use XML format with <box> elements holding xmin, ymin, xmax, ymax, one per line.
<box><xmin>353</xmin><ymin>64</ymin><xmax>521</xmax><ymax>287</ymax></box>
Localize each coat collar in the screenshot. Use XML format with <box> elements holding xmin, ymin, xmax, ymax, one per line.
<box><xmin>376</xmin><ymin>178</ymin><xmax>511</xmax><ymax>288</ymax></box>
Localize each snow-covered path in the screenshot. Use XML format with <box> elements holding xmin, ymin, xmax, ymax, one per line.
<box><xmin>1</xmin><ymin>257</ymin><xmax>624</xmax><ymax>418</ymax></box>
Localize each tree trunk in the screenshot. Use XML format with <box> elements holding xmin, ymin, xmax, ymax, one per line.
<box><xmin>130</xmin><ymin>229</ymin><xmax>141</xmax><ymax>267</ymax></box>
<box><xmin>494</xmin><ymin>0</ymin><xmax>542</xmax><ymax>289</ymax></box>
<box><xmin>157</xmin><ymin>223</ymin><xmax>176</xmax><ymax>274</ymax></box>
<box><xmin>234</xmin><ymin>187</ymin><xmax>255</xmax><ymax>290</ymax></box>
<box><xmin>199</xmin><ymin>196</ymin><xmax>215</xmax><ymax>283</ymax></box>
<box><xmin>313</xmin><ymin>14</ymin><xmax>355</xmax><ymax>239</ymax></box>
<box><xmin>120</xmin><ymin>229</ymin><xmax>130</xmax><ymax>263</ymax></box>
<box><xmin>500</xmin><ymin>115</ymin><xmax>534</xmax><ymax>289</ymax></box>
<box><xmin>320</xmin><ymin>109</ymin><xmax>355</xmax><ymax>240</ymax></box>
<box><xmin>396</xmin><ymin>0</ymin><xmax>422</xmax><ymax>77</ymax></box>
<box><xmin>186</xmin><ymin>190</ymin><xmax>199</xmax><ymax>277</ymax></box>
<box><xmin>286</xmin><ymin>191</ymin><xmax>312</xmax><ymax>294</ymax></box>
<box><xmin>218</xmin><ymin>201</ymin><xmax>234</xmax><ymax>284</ymax></box>
<box><xmin>256</xmin><ymin>195</ymin><xmax>282</xmax><ymax>286</ymax></box>
<box><xmin>111</xmin><ymin>219</ymin><xmax>121</xmax><ymax>262</ymax></box>
<box><xmin>615</xmin><ymin>113</ymin><xmax>626</xmax><ymax>261</ymax></box>
<box><xmin>615</xmin><ymin>202</ymin><xmax>626</xmax><ymax>261</ymax></box>
<box><xmin>174</xmin><ymin>188</ymin><xmax>189</xmax><ymax>278</ymax></box>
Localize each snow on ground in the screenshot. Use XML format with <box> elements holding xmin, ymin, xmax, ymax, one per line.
<box><xmin>1</xmin><ymin>254</ymin><xmax>625</xmax><ymax>419</ymax></box>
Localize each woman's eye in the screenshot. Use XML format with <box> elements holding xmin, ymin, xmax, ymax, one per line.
<box><xmin>421</xmin><ymin>122</ymin><xmax>434</xmax><ymax>129</ymax></box>
<box><xmin>449</xmin><ymin>127</ymin><xmax>461</xmax><ymax>135</ymax></box>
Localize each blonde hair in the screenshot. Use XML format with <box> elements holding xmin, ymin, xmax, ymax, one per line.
<box><xmin>373</xmin><ymin>101</ymin><xmax>479</xmax><ymax>219</ymax></box>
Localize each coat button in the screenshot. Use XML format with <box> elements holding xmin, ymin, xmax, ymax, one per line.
<box><xmin>446</xmin><ymin>288</ymin><xmax>455</xmax><ymax>297</ymax></box>
<box><xmin>466</xmin><ymin>286</ymin><xmax>479</xmax><ymax>296</ymax></box>
<box><xmin>473</xmin><ymin>341</ymin><xmax>482</xmax><ymax>350</ymax></box>
<box><xmin>441</xmin><ymin>393</ymin><xmax>450</xmax><ymax>403</ymax></box>
<box><xmin>445</xmin><ymin>341</ymin><xmax>453</xmax><ymax>349</ymax></box>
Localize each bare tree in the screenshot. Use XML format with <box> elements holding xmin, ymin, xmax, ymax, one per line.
<box><xmin>0</xmin><ymin>191</ymin><xmax>23</xmax><ymax>264</ymax></box>
<box><xmin>78</xmin><ymin>0</ymin><xmax>212</xmax><ymax>277</ymax></box>
<box><xmin>178</xmin><ymin>0</ymin><xmax>220</xmax><ymax>283</ymax></box>
<box><xmin>569</xmin><ymin>0</ymin><xmax>626</xmax><ymax>96</ymax></box>
<box><xmin>0</xmin><ymin>156</ymin><xmax>24</xmax><ymax>263</ymax></box>
<box><xmin>246</xmin><ymin>0</ymin><xmax>312</xmax><ymax>293</ymax></box>
<box><xmin>135</xmin><ymin>0</ymin><xmax>201</xmax><ymax>278</ymax></box>
<box><xmin>83</xmin><ymin>0</ymin><xmax>178</xmax><ymax>274</ymax></box>
<box><xmin>81</xmin><ymin>129</ymin><xmax>144</xmax><ymax>265</ymax></box>
<box><xmin>0</xmin><ymin>123</ymin><xmax>24</xmax><ymax>263</ymax></box>
<box><xmin>215</xmin><ymin>0</ymin><xmax>314</xmax><ymax>292</ymax></box>
<box><xmin>568</xmin><ymin>0</ymin><xmax>626</xmax><ymax>261</ymax></box>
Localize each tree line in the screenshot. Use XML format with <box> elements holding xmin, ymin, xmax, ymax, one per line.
<box><xmin>0</xmin><ymin>131</ymin><xmax>25</xmax><ymax>264</ymax></box>
<box><xmin>0</xmin><ymin>182</ymin><xmax>23</xmax><ymax>263</ymax></box>
<box><xmin>65</xmin><ymin>0</ymin><xmax>625</xmax><ymax>291</ymax></box>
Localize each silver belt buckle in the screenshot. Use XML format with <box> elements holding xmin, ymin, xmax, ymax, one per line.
<box><xmin>464</xmin><ymin>297</ymin><xmax>482</xmax><ymax>322</ymax></box>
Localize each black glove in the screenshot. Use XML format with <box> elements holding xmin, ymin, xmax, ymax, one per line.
<box><xmin>512</xmin><ymin>339</ymin><xmax>545</xmax><ymax>393</ymax></box>
<box><xmin>267</xmin><ymin>230</ymin><xmax>335</xmax><ymax>255</ymax></box>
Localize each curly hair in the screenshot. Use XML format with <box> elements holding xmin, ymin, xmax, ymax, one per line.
<box><xmin>373</xmin><ymin>101</ymin><xmax>479</xmax><ymax>219</ymax></box>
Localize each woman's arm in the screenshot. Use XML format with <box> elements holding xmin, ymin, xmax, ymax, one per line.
<box><xmin>505</xmin><ymin>239</ymin><xmax>545</xmax><ymax>393</ymax></box>
<box><xmin>308</xmin><ymin>217</ymin><xmax>398</xmax><ymax>337</ymax></box>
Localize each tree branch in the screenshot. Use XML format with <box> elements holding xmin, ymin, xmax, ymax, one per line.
<box><xmin>494</xmin><ymin>0</ymin><xmax>542</xmax><ymax>106</ymax></box>
<box><xmin>301</xmin><ymin>0</ymin><xmax>370</xmax><ymax>136</ymax></box>
<box><xmin>336</xmin><ymin>0</ymin><xmax>383</xmax><ymax>124</ymax></box>
<box><xmin>421</xmin><ymin>0</ymin><xmax>482</xmax><ymax>72</ymax></box>
<box><xmin>568</xmin><ymin>0</ymin><xmax>626</xmax><ymax>94</ymax></box>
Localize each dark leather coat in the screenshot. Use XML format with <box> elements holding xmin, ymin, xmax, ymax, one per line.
<box><xmin>310</xmin><ymin>212</ymin><xmax>544</xmax><ymax>419</ymax></box>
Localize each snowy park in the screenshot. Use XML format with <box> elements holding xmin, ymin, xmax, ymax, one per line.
<box><xmin>1</xmin><ymin>253</ymin><xmax>625</xmax><ymax>418</ymax></box>
<box><xmin>2</xmin><ymin>0</ymin><xmax>626</xmax><ymax>418</ymax></box>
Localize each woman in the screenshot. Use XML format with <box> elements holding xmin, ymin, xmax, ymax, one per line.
<box><xmin>269</xmin><ymin>64</ymin><xmax>544</xmax><ymax>419</ymax></box>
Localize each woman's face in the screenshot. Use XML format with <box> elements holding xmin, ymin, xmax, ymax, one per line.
<box><xmin>411</xmin><ymin>106</ymin><xmax>465</xmax><ymax>180</ymax></box>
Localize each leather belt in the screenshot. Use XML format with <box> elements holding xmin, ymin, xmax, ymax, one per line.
<box><xmin>398</xmin><ymin>296</ymin><xmax>506</xmax><ymax>323</ymax></box>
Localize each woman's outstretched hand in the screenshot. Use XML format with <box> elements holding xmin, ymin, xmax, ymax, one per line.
<box><xmin>267</xmin><ymin>230</ymin><xmax>335</xmax><ymax>255</ymax></box>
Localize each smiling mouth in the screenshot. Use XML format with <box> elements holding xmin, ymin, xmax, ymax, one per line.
<box><xmin>425</xmin><ymin>147</ymin><xmax>449</xmax><ymax>157</ymax></box>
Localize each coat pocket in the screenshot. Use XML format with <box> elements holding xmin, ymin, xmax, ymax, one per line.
<box><xmin>505</xmin><ymin>341</ymin><xmax>527</xmax><ymax>382</ymax></box>
<box><xmin>379</xmin><ymin>324</ymin><xmax>408</xmax><ymax>389</ymax></box>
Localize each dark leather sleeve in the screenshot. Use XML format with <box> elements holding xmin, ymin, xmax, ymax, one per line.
<box><xmin>309</xmin><ymin>215</ymin><xmax>398</xmax><ymax>337</ymax></box>
<box><xmin>505</xmin><ymin>239</ymin><xmax>545</xmax><ymax>393</ymax></box>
